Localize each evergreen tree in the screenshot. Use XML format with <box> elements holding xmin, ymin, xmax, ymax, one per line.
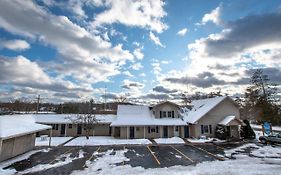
<box><xmin>243</xmin><ymin>69</ymin><xmax>281</xmax><ymax>125</ymax></box>
<box><xmin>215</xmin><ymin>125</ymin><xmax>227</xmax><ymax>140</ymax></box>
<box><xmin>240</xmin><ymin>119</ymin><xmax>256</xmax><ymax>139</ymax></box>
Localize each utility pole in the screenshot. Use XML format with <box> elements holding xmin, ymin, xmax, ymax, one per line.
<box><xmin>104</xmin><ymin>85</ymin><xmax>107</xmax><ymax>111</ymax></box>
<box><xmin>36</xmin><ymin>95</ymin><xmax>40</xmax><ymax>114</ymax></box>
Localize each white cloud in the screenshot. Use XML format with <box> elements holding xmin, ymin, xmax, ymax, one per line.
<box><xmin>133</xmin><ymin>48</ymin><xmax>144</xmax><ymax>60</ymax></box>
<box><xmin>68</xmin><ymin>0</ymin><xmax>87</xmax><ymax>18</ymax></box>
<box><xmin>200</xmin><ymin>5</ymin><xmax>221</xmax><ymax>26</ymax></box>
<box><xmin>0</xmin><ymin>0</ymin><xmax>134</xmax><ymax>84</ymax></box>
<box><xmin>0</xmin><ymin>55</ymin><xmax>51</xmax><ymax>85</ymax></box>
<box><xmin>149</xmin><ymin>31</ymin><xmax>165</xmax><ymax>48</ymax></box>
<box><xmin>123</xmin><ymin>71</ymin><xmax>134</xmax><ymax>77</ymax></box>
<box><xmin>0</xmin><ymin>39</ymin><xmax>30</xmax><ymax>51</ymax></box>
<box><xmin>121</xmin><ymin>79</ymin><xmax>144</xmax><ymax>90</ymax></box>
<box><xmin>0</xmin><ymin>55</ymin><xmax>96</xmax><ymax>102</ymax></box>
<box><xmin>131</xmin><ymin>62</ymin><xmax>143</xmax><ymax>70</ymax></box>
<box><xmin>177</xmin><ymin>28</ymin><xmax>188</xmax><ymax>36</ymax></box>
<box><xmin>140</xmin><ymin>73</ymin><xmax>146</xmax><ymax>77</ymax></box>
<box><xmin>92</xmin><ymin>0</ymin><xmax>168</xmax><ymax>33</ymax></box>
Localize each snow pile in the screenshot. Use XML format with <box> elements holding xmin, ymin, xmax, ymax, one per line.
<box><xmin>251</xmin><ymin>146</ymin><xmax>281</xmax><ymax>158</ymax></box>
<box><xmin>35</xmin><ymin>137</ymin><xmax>73</xmax><ymax>146</ymax></box>
<box><xmin>187</xmin><ymin>138</ymin><xmax>214</xmax><ymax>143</ymax></box>
<box><xmin>65</xmin><ymin>136</ymin><xmax>151</xmax><ymax>146</ymax></box>
<box><xmin>154</xmin><ymin>137</ymin><xmax>185</xmax><ymax>144</ymax></box>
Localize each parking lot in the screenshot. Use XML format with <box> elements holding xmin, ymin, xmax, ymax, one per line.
<box><xmin>1</xmin><ymin>142</ymin><xmax>241</xmax><ymax>175</ymax></box>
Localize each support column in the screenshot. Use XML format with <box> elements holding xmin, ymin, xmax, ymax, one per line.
<box><xmin>0</xmin><ymin>139</ymin><xmax>2</xmax><ymax>157</ymax></box>
<box><xmin>160</xmin><ymin>126</ymin><xmax>162</xmax><ymax>138</ymax></box>
<box><xmin>127</xmin><ymin>126</ymin><xmax>129</xmax><ymax>139</ymax></box>
<box><xmin>65</xmin><ymin>124</ymin><xmax>67</xmax><ymax>137</ymax></box>
<box><xmin>144</xmin><ymin>126</ymin><xmax>146</xmax><ymax>139</ymax></box>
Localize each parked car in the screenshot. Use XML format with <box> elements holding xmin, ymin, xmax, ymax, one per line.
<box><xmin>259</xmin><ymin>133</ymin><xmax>281</xmax><ymax>144</ymax></box>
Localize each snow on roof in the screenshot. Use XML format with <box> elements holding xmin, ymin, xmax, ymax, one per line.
<box><xmin>181</xmin><ymin>96</ymin><xmax>229</xmax><ymax>124</ymax></box>
<box><xmin>218</xmin><ymin>116</ymin><xmax>236</xmax><ymax>125</ymax></box>
<box><xmin>0</xmin><ymin>116</ymin><xmax>51</xmax><ymax>140</ymax></box>
<box><xmin>34</xmin><ymin>114</ymin><xmax>116</xmax><ymax>124</ymax></box>
<box><xmin>111</xmin><ymin>105</ymin><xmax>186</xmax><ymax>126</ymax></box>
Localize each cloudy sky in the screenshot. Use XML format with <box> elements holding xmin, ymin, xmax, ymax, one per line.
<box><xmin>0</xmin><ymin>0</ymin><xmax>281</xmax><ymax>104</ymax></box>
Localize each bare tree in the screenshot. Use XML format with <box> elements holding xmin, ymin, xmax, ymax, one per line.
<box><xmin>68</xmin><ymin>99</ymin><xmax>97</xmax><ymax>139</ymax></box>
<box><xmin>115</xmin><ymin>96</ymin><xmax>128</xmax><ymax>103</ymax></box>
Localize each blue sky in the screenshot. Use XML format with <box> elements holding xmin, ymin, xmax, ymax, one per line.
<box><xmin>0</xmin><ymin>0</ymin><xmax>281</xmax><ymax>104</ymax></box>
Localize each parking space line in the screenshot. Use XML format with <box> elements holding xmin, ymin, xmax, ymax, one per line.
<box><xmin>83</xmin><ymin>146</ymin><xmax>101</xmax><ymax>168</ymax></box>
<box><xmin>49</xmin><ymin>147</ymin><xmax>75</xmax><ymax>164</ymax></box>
<box><xmin>170</xmin><ymin>146</ymin><xmax>195</xmax><ymax>163</ymax></box>
<box><xmin>188</xmin><ymin>144</ymin><xmax>225</xmax><ymax>161</ymax></box>
<box><xmin>146</xmin><ymin>146</ymin><xmax>161</xmax><ymax>166</ymax></box>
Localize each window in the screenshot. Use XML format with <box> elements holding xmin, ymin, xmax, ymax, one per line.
<box><xmin>53</xmin><ymin>124</ymin><xmax>59</xmax><ymax>130</ymax></box>
<box><xmin>163</xmin><ymin>111</ymin><xmax>167</xmax><ymax>118</ymax></box>
<box><xmin>175</xmin><ymin>126</ymin><xmax>179</xmax><ymax>132</ymax></box>
<box><xmin>201</xmin><ymin>125</ymin><xmax>210</xmax><ymax>134</ymax></box>
<box><xmin>136</xmin><ymin>127</ymin><xmax>140</xmax><ymax>131</ymax></box>
<box><xmin>149</xmin><ymin>126</ymin><xmax>158</xmax><ymax>133</ymax></box>
<box><xmin>160</xmin><ymin>111</ymin><xmax>162</xmax><ymax>118</ymax></box>
<box><xmin>204</xmin><ymin>125</ymin><xmax>209</xmax><ymax>133</ymax></box>
<box><xmin>209</xmin><ymin>125</ymin><xmax>212</xmax><ymax>134</ymax></box>
<box><xmin>168</xmin><ymin>111</ymin><xmax>172</xmax><ymax>118</ymax></box>
<box><xmin>172</xmin><ymin>111</ymin><xmax>175</xmax><ymax>118</ymax></box>
<box><xmin>68</xmin><ymin>124</ymin><xmax>72</xmax><ymax>129</ymax></box>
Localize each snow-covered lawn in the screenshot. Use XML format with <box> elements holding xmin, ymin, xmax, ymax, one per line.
<box><xmin>65</xmin><ymin>136</ymin><xmax>151</xmax><ymax>146</ymax></box>
<box><xmin>35</xmin><ymin>137</ymin><xmax>73</xmax><ymax>146</ymax></box>
<box><xmin>71</xmin><ymin>144</ymin><xmax>281</xmax><ymax>175</ymax></box>
<box><xmin>154</xmin><ymin>137</ymin><xmax>185</xmax><ymax>144</ymax></box>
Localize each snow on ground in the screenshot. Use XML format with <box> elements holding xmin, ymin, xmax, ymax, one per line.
<box><xmin>19</xmin><ymin>150</ymin><xmax>85</xmax><ymax>174</ymax></box>
<box><xmin>0</xmin><ymin>149</ymin><xmax>50</xmax><ymax>175</ymax></box>
<box><xmin>70</xmin><ymin>145</ymin><xmax>281</xmax><ymax>175</ymax></box>
<box><xmin>35</xmin><ymin>137</ymin><xmax>73</xmax><ymax>146</ymax></box>
<box><xmin>251</xmin><ymin>145</ymin><xmax>281</xmax><ymax>158</ymax></box>
<box><xmin>65</xmin><ymin>136</ymin><xmax>151</xmax><ymax>146</ymax></box>
<box><xmin>154</xmin><ymin>137</ymin><xmax>185</xmax><ymax>144</ymax></box>
<box><xmin>224</xmin><ymin>143</ymin><xmax>259</xmax><ymax>157</ymax></box>
<box><xmin>72</xmin><ymin>149</ymin><xmax>129</xmax><ymax>175</ymax></box>
<box><xmin>186</xmin><ymin>138</ymin><xmax>214</xmax><ymax>143</ymax></box>
<box><xmin>254</xmin><ymin>130</ymin><xmax>263</xmax><ymax>140</ymax></box>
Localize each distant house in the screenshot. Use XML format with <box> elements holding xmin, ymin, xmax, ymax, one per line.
<box><xmin>110</xmin><ymin>101</ymin><xmax>187</xmax><ymax>139</ymax></box>
<box><xmin>0</xmin><ymin>116</ymin><xmax>51</xmax><ymax>162</ymax></box>
<box><xmin>35</xmin><ymin>114</ymin><xmax>116</xmax><ymax>137</ymax></box>
<box><xmin>181</xmin><ymin>96</ymin><xmax>242</xmax><ymax>139</ymax></box>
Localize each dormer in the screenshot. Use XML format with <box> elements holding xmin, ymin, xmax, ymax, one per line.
<box><xmin>152</xmin><ymin>101</ymin><xmax>180</xmax><ymax>119</ymax></box>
